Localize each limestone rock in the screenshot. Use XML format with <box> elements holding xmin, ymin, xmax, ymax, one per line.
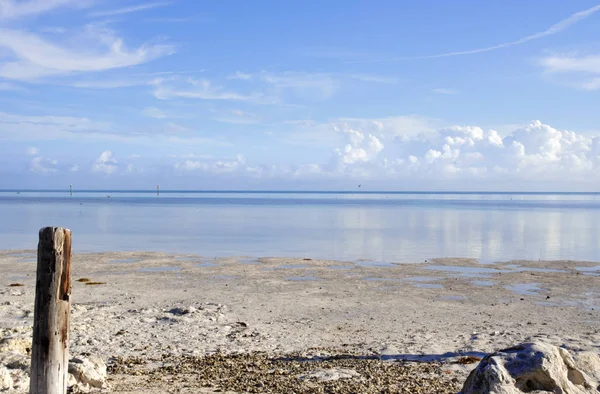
<box><xmin>299</xmin><ymin>368</ymin><xmax>360</xmax><ymax>382</ymax></box>
<box><xmin>574</xmin><ymin>351</ymin><xmax>600</xmax><ymax>383</ymax></box>
<box><xmin>0</xmin><ymin>352</ymin><xmax>29</xmax><ymax>371</ymax></box>
<box><xmin>8</xmin><ymin>369</ymin><xmax>28</xmax><ymax>393</ymax></box>
<box><xmin>0</xmin><ymin>366</ymin><xmax>13</xmax><ymax>391</ymax></box>
<box><xmin>460</xmin><ymin>342</ymin><xmax>599</xmax><ymax>394</ymax></box>
<box><xmin>0</xmin><ymin>338</ymin><xmax>30</xmax><ymax>355</ymax></box>
<box><xmin>68</xmin><ymin>356</ymin><xmax>107</xmax><ymax>389</ymax></box>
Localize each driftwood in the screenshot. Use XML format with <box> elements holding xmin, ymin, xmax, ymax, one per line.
<box><xmin>29</xmin><ymin>227</ymin><xmax>72</xmax><ymax>394</ymax></box>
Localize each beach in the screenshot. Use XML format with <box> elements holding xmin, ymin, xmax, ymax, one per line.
<box><xmin>1</xmin><ymin>250</ymin><xmax>598</xmax><ymax>392</ymax></box>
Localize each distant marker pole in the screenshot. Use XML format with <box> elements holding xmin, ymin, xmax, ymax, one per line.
<box><xmin>157</xmin><ymin>185</ymin><xmax>160</xmax><ymax>196</ymax></box>
<box><xmin>69</xmin><ymin>185</ymin><xmax>72</xmax><ymax>197</ymax></box>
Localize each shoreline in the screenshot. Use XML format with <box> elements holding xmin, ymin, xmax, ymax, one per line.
<box><xmin>1</xmin><ymin>250</ymin><xmax>599</xmax><ymax>392</ymax></box>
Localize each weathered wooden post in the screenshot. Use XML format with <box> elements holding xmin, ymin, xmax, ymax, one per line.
<box><xmin>30</xmin><ymin>227</ymin><xmax>72</xmax><ymax>394</ymax></box>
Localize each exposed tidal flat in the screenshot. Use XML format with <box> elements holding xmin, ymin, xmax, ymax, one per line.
<box><xmin>1</xmin><ymin>250</ymin><xmax>598</xmax><ymax>392</ymax></box>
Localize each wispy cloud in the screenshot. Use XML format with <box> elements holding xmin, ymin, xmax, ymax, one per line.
<box><xmin>30</xmin><ymin>156</ymin><xmax>58</xmax><ymax>174</ymax></box>
<box><xmin>0</xmin><ymin>26</ymin><xmax>175</xmax><ymax>80</ymax></box>
<box><xmin>70</xmin><ymin>70</ymin><xmax>205</xmax><ymax>89</ymax></box>
<box><xmin>153</xmin><ymin>78</ymin><xmax>264</xmax><ymax>102</ymax></box>
<box><xmin>433</xmin><ymin>88</ymin><xmax>458</xmax><ymax>95</ymax></box>
<box><xmin>213</xmin><ymin>109</ymin><xmax>261</xmax><ymax>124</ymax></box>
<box><xmin>292</xmin><ymin>46</ymin><xmax>375</xmax><ymax>60</ymax></box>
<box><xmin>87</xmin><ymin>2</ymin><xmax>170</xmax><ymax>18</ymax></box>
<box><xmin>0</xmin><ymin>0</ymin><xmax>85</xmax><ymax>20</ymax></box>
<box><xmin>142</xmin><ymin>107</ymin><xmax>169</xmax><ymax>119</ymax></box>
<box><xmin>70</xmin><ymin>78</ymin><xmax>151</xmax><ymax>89</ymax></box>
<box><xmin>40</xmin><ymin>26</ymin><xmax>68</xmax><ymax>34</ymax></box>
<box><xmin>144</xmin><ymin>16</ymin><xmax>202</xmax><ymax>23</ymax></box>
<box><xmin>0</xmin><ymin>111</ymin><xmax>111</xmax><ymax>140</ymax></box>
<box><xmin>540</xmin><ymin>53</ymin><xmax>600</xmax><ymax>74</ymax></box>
<box><xmin>350</xmin><ymin>74</ymin><xmax>399</xmax><ymax>84</ymax></box>
<box><xmin>260</xmin><ymin>71</ymin><xmax>339</xmax><ymax>99</ymax></box>
<box><xmin>372</xmin><ymin>3</ymin><xmax>600</xmax><ymax>61</ymax></box>
<box><xmin>539</xmin><ymin>53</ymin><xmax>600</xmax><ymax>90</ymax></box>
<box><xmin>256</xmin><ymin>71</ymin><xmax>398</xmax><ymax>100</ymax></box>
<box><xmin>0</xmin><ymin>81</ymin><xmax>24</xmax><ymax>91</ymax></box>
<box><xmin>227</xmin><ymin>71</ymin><xmax>252</xmax><ymax>80</ymax></box>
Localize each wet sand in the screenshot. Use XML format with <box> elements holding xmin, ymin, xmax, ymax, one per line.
<box><xmin>1</xmin><ymin>251</ymin><xmax>599</xmax><ymax>393</ymax></box>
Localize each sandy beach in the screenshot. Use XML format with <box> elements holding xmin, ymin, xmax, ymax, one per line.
<box><xmin>1</xmin><ymin>250</ymin><xmax>599</xmax><ymax>393</ymax></box>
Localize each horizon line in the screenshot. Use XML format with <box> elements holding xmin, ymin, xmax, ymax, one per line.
<box><xmin>1</xmin><ymin>189</ymin><xmax>600</xmax><ymax>195</ymax></box>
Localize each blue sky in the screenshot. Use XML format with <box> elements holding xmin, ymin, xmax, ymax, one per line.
<box><xmin>1</xmin><ymin>0</ymin><xmax>600</xmax><ymax>190</ymax></box>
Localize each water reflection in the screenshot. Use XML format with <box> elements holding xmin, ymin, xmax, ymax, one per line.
<box><xmin>0</xmin><ymin>194</ymin><xmax>599</xmax><ymax>262</ymax></box>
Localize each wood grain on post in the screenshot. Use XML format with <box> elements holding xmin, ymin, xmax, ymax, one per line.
<box><xmin>30</xmin><ymin>227</ymin><xmax>72</xmax><ymax>394</ymax></box>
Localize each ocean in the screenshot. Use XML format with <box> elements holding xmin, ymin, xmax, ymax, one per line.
<box><xmin>1</xmin><ymin>190</ymin><xmax>600</xmax><ymax>262</ymax></box>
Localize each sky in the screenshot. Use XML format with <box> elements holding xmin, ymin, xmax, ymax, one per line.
<box><xmin>1</xmin><ymin>0</ymin><xmax>600</xmax><ymax>191</ymax></box>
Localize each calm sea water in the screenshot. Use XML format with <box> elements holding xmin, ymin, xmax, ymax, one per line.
<box><xmin>1</xmin><ymin>190</ymin><xmax>600</xmax><ymax>262</ymax></box>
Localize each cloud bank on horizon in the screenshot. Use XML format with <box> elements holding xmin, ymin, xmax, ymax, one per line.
<box><xmin>1</xmin><ymin>0</ymin><xmax>600</xmax><ymax>190</ymax></box>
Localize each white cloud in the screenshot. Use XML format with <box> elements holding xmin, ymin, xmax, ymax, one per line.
<box><xmin>0</xmin><ymin>26</ymin><xmax>174</xmax><ymax>81</ymax></box>
<box><xmin>70</xmin><ymin>78</ymin><xmax>151</xmax><ymax>89</ymax></box>
<box><xmin>0</xmin><ymin>111</ymin><xmax>228</xmax><ymax>145</ymax></box>
<box><xmin>0</xmin><ymin>81</ymin><xmax>24</xmax><ymax>91</ymax></box>
<box><xmin>26</xmin><ymin>146</ymin><xmax>58</xmax><ymax>174</ymax></box>
<box><xmin>93</xmin><ymin>150</ymin><xmax>118</xmax><ymax>174</ymax></box>
<box><xmin>144</xmin><ymin>17</ymin><xmax>196</xmax><ymax>23</ymax></box>
<box><xmin>87</xmin><ymin>2</ymin><xmax>170</xmax><ymax>18</ymax></box>
<box><xmin>0</xmin><ymin>0</ymin><xmax>84</xmax><ymax>20</ymax></box>
<box><xmin>69</xmin><ymin>164</ymin><xmax>79</xmax><ymax>172</ymax></box>
<box><xmin>258</xmin><ymin>71</ymin><xmax>397</xmax><ymax>97</ymax></box>
<box><xmin>433</xmin><ymin>88</ymin><xmax>458</xmax><ymax>95</ymax></box>
<box><xmin>150</xmin><ymin>71</ymin><xmax>399</xmax><ymax>104</ymax></box>
<box><xmin>142</xmin><ymin>107</ymin><xmax>169</xmax><ymax>119</ymax></box>
<box><xmin>349</xmin><ymin>75</ymin><xmax>399</xmax><ymax>84</ymax></box>
<box><xmin>378</xmin><ymin>4</ymin><xmax>600</xmax><ymax>61</ymax></box>
<box><xmin>262</xmin><ymin>117</ymin><xmax>598</xmax><ymax>183</ymax></box>
<box><xmin>488</xmin><ymin>130</ymin><xmax>504</xmax><ymax>147</ymax></box>
<box><xmin>11</xmin><ymin>112</ymin><xmax>600</xmax><ymax>187</ymax></box>
<box><xmin>540</xmin><ymin>54</ymin><xmax>600</xmax><ymax>74</ymax></box>
<box><xmin>0</xmin><ymin>112</ymin><xmax>111</xmax><ymax>140</ymax></box>
<box><xmin>579</xmin><ymin>78</ymin><xmax>600</xmax><ymax>91</ymax></box>
<box><xmin>153</xmin><ymin>78</ymin><xmax>262</xmax><ymax>101</ymax></box>
<box><xmin>174</xmin><ymin>160</ymin><xmax>206</xmax><ymax>171</ymax></box>
<box><xmin>125</xmin><ymin>163</ymin><xmax>143</xmax><ymax>173</ymax></box>
<box><xmin>337</xmin><ymin>119</ymin><xmax>600</xmax><ymax>181</ymax></box>
<box><xmin>174</xmin><ymin>154</ymin><xmax>248</xmax><ymax>173</ymax></box>
<box><xmin>539</xmin><ymin>53</ymin><xmax>600</xmax><ymax>90</ymax></box>
<box><xmin>213</xmin><ymin>109</ymin><xmax>261</xmax><ymax>124</ymax></box>
<box><xmin>260</xmin><ymin>71</ymin><xmax>339</xmax><ymax>99</ymax></box>
<box><xmin>29</xmin><ymin>156</ymin><xmax>58</xmax><ymax>174</ymax></box>
<box><xmin>40</xmin><ymin>26</ymin><xmax>67</xmax><ymax>34</ymax></box>
<box><xmin>332</xmin><ymin>124</ymin><xmax>385</xmax><ymax>168</ymax></box>
<box><xmin>227</xmin><ymin>71</ymin><xmax>252</xmax><ymax>80</ymax></box>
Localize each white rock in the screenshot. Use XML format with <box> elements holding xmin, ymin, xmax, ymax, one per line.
<box><xmin>299</xmin><ymin>368</ymin><xmax>360</xmax><ymax>382</ymax></box>
<box><xmin>67</xmin><ymin>373</ymin><xmax>77</xmax><ymax>387</ymax></box>
<box><xmin>68</xmin><ymin>356</ymin><xmax>107</xmax><ymax>389</ymax></box>
<box><xmin>574</xmin><ymin>351</ymin><xmax>600</xmax><ymax>383</ymax></box>
<box><xmin>0</xmin><ymin>352</ymin><xmax>29</xmax><ymax>371</ymax></box>
<box><xmin>0</xmin><ymin>338</ymin><xmax>30</xmax><ymax>355</ymax></box>
<box><xmin>0</xmin><ymin>366</ymin><xmax>13</xmax><ymax>391</ymax></box>
<box><xmin>460</xmin><ymin>342</ymin><xmax>599</xmax><ymax>394</ymax></box>
<box><xmin>8</xmin><ymin>369</ymin><xmax>29</xmax><ymax>392</ymax></box>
